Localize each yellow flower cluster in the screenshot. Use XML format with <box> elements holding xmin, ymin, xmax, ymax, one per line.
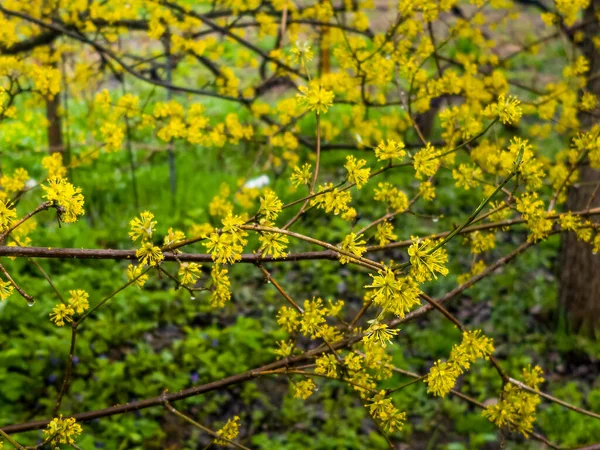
<box><xmin>0</xmin><ymin>278</ymin><xmax>14</xmax><ymax>301</ymax></box>
<box><xmin>294</xmin><ymin>378</ymin><xmax>316</xmax><ymax>399</ymax></box>
<box><xmin>516</xmin><ymin>193</ymin><xmax>553</xmax><ymax>242</ymax></box>
<box><xmin>297</xmin><ymin>81</ymin><xmax>334</xmax><ymax>114</ymax></box>
<box><xmin>339</xmin><ymin>232</ymin><xmax>367</xmax><ymax>264</ymax></box>
<box><xmin>365</xmin><ymin>267</ymin><xmax>421</xmax><ymax>318</ymax></box>
<box><xmin>374</xmin><ymin>182</ymin><xmax>409</xmax><ymax>212</ymax></box>
<box><xmin>216</xmin><ymin>416</ymin><xmax>241</xmax><ymax>445</ymax></box>
<box><xmin>310</xmin><ymin>184</ymin><xmax>353</xmax><ymax>216</ymax></box>
<box><xmin>204</xmin><ymin>213</ymin><xmax>248</xmax><ymax>264</ymax></box>
<box><xmin>344</xmin><ymin>156</ymin><xmax>370</xmax><ymax>189</ymax></box>
<box><xmin>42</xmin><ymin>177</ymin><xmax>85</xmax><ymax>224</ymax></box>
<box><xmin>483</xmin><ymin>365</ymin><xmax>544</xmax><ymax>437</ymax></box>
<box><xmin>50</xmin><ymin>290</ymin><xmax>90</xmax><ymax>326</ymax></box>
<box><xmin>129</xmin><ymin>211</ymin><xmax>164</xmax><ymax>267</ymax></box>
<box><xmin>375</xmin><ymin>222</ymin><xmax>397</xmax><ymax>246</ymax></box>
<box><xmin>408</xmin><ymin>237</ymin><xmax>450</xmax><ymax>282</ymax></box>
<box><xmin>375</xmin><ymin>139</ymin><xmax>406</xmax><ymax>162</ymax></box>
<box><xmin>425</xmin><ymin>330</ymin><xmax>494</xmax><ymax>397</ymax></box>
<box><xmin>178</xmin><ymin>262</ymin><xmax>202</xmax><ymax>285</ymax></box>
<box><xmin>363</xmin><ymin>320</ymin><xmax>399</xmax><ymax>348</ymax></box>
<box><xmin>127</xmin><ymin>264</ymin><xmax>149</xmax><ymax>289</ymax></box>
<box><xmin>0</xmin><ymin>200</ymin><xmax>16</xmax><ymax>232</ymax></box>
<box><xmin>44</xmin><ymin>415</ymin><xmax>82</xmax><ymax>446</ymax></box>
<box><xmin>210</xmin><ymin>265</ymin><xmax>231</xmax><ymax>308</ymax></box>
<box><xmin>367</xmin><ymin>390</ymin><xmax>406</xmax><ymax>432</ymax></box>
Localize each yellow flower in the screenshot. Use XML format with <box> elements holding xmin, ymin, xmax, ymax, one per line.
<box><xmin>178</xmin><ymin>262</ymin><xmax>202</xmax><ymax>285</ymax></box>
<box><xmin>367</xmin><ymin>391</ymin><xmax>406</xmax><ymax>432</ymax></box>
<box><xmin>516</xmin><ymin>193</ymin><xmax>552</xmax><ymax>241</ymax></box>
<box><xmin>129</xmin><ymin>211</ymin><xmax>157</xmax><ymax>242</ymax></box>
<box><xmin>485</xmin><ymin>94</ymin><xmax>523</xmax><ymax>125</ymax></box>
<box><xmin>483</xmin><ymin>366</ymin><xmax>544</xmax><ymax>437</ymax></box>
<box><xmin>363</xmin><ymin>321</ymin><xmax>398</xmax><ymax>348</ymax></box>
<box><xmin>204</xmin><ymin>232</ymin><xmax>244</xmax><ymax>265</ymax></box>
<box><xmin>259</xmin><ymin>190</ymin><xmax>283</xmax><ymax>221</ymax></box>
<box><xmin>426</xmin><ymin>360</ymin><xmax>460</xmax><ymax>397</ymax></box>
<box><xmin>419</xmin><ymin>181</ymin><xmax>436</xmax><ymax>201</ymax></box>
<box><xmin>42</xmin><ymin>153</ymin><xmax>67</xmax><ymax>178</ymax></box>
<box><xmin>408</xmin><ymin>237</ymin><xmax>449</xmax><ymax>282</ymax></box>
<box><xmin>468</xmin><ymin>231</ymin><xmax>496</xmax><ymax>254</ymax></box>
<box><xmin>344</xmin><ymin>156</ymin><xmax>370</xmax><ymax>189</ymax></box>
<box><xmin>41</xmin><ymin>177</ymin><xmax>85</xmax><ymax>223</ymax></box>
<box><xmin>297</xmin><ymin>81</ymin><xmax>334</xmax><ymax>114</ymax></box>
<box><xmin>50</xmin><ymin>303</ymin><xmax>75</xmax><ymax>326</ymax></box>
<box><xmin>375</xmin><ymin>222</ymin><xmax>397</xmax><ymax>246</ymax></box>
<box><xmin>68</xmin><ymin>290</ymin><xmax>89</xmax><ymax>314</ymax></box>
<box><xmin>211</xmin><ymin>265</ymin><xmax>231</xmax><ymax>308</ymax></box>
<box><xmin>290</xmin><ymin>163</ymin><xmax>312</xmax><ymax>187</ymax></box>
<box><xmin>136</xmin><ymin>242</ymin><xmax>164</xmax><ymax>266</ymax></box>
<box><xmin>163</xmin><ymin>228</ymin><xmax>186</xmax><ymax>247</ymax></box>
<box><xmin>44</xmin><ymin>415</ymin><xmax>82</xmax><ymax>446</ymax></box>
<box><xmin>294</xmin><ymin>379</ymin><xmax>316</xmax><ymax>399</ymax></box>
<box><xmin>259</xmin><ymin>232</ymin><xmax>289</xmax><ymax>258</ymax></box>
<box><xmin>0</xmin><ymin>200</ymin><xmax>16</xmax><ymax>232</ymax></box>
<box><xmin>291</xmin><ymin>42</ymin><xmax>314</xmax><ymax>65</ymax></box>
<box><xmin>365</xmin><ymin>268</ymin><xmax>421</xmax><ymax>318</ymax></box>
<box><xmin>216</xmin><ymin>416</ymin><xmax>240</xmax><ymax>445</ymax></box>
<box><xmin>375</xmin><ymin>139</ymin><xmax>406</xmax><ymax>161</ymax></box>
<box><xmin>42</xmin><ymin>177</ymin><xmax>85</xmax><ymax>223</ymax></box>
<box><xmin>277</xmin><ymin>305</ymin><xmax>300</xmax><ymax>333</ymax></box>
<box><xmin>339</xmin><ymin>232</ymin><xmax>366</xmax><ymax>264</ymax></box>
<box><xmin>300</xmin><ymin>298</ymin><xmax>327</xmax><ymax>338</ymax></box>
<box><xmin>0</xmin><ymin>278</ymin><xmax>14</xmax><ymax>301</ymax></box>
<box><xmin>274</xmin><ymin>340</ymin><xmax>294</xmax><ymax>358</ymax></box>
<box><xmin>452</xmin><ymin>164</ymin><xmax>482</xmax><ymax>190</ymax></box>
<box><xmin>127</xmin><ymin>264</ymin><xmax>148</xmax><ymax>288</ymax></box>
<box><xmin>315</xmin><ymin>354</ymin><xmax>338</xmax><ymax>377</ymax></box>
<box><xmin>413</xmin><ymin>143</ymin><xmax>440</xmax><ymax>179</ymax></box>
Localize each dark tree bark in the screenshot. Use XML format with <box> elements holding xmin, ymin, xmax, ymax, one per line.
<box><xmin>558</xmin><ymin>1</ymin><xmax>600</xmax><ymax>335</ymax></box>
<box><xmin>46</xmin><ymin>94</ymin><xmax>63</xmax><ymax>154</ymax></box>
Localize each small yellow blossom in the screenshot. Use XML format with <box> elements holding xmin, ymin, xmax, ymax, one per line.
<box><xmin>291</xmin><ymin>163</ymin><xmax>312</xmax><ymax>187</ymax></box>
<box><xmin>344</xmin><ymin>156</ymin><xmax>370</xmax><ymax>189</ymax></box>
<box><xmin>297</xmin><ymin>81</ymin><xmax>334</xmax><ymax>114</ymax></box>
<box><xmin>178</xmin><ymin>262</ymin><xmax>202</xmax><ymax>285</ymax></box>
<box><xmin>339</xmin><ymin>232</ymin><xmax>366</xmax><ymax>264</ymax></box>
<box><xmin>408</xmin><ymin>237</ymin><xmax>449</xmax><ymax>282</ymax></box>
<box><xmin>294</xmin><ymin>379</ymin><xmax>316</xmax><ymax>399</ymax></box>
<box><xmin>44</xmin><ymin>415</ymin><xmax>82</xmax><ymax>446</ymax></box>
<box><xmin>0</xmin><ymin>200</ymin><xmax>16</xmax><ymax>232</ymax></box>
<box><xmin>259</xmin><ymin>190</ymin><xmax>283</xmax><ymax>221</ymax></box>
<box><xmin>0</xmin><ymin>278</ymin><xmax>14</xmax><ymax>301</ymax></box>
<box><xmin>68</xmin><ymin>290</ymin><xmax>89</xmax><ymax>314</ymax></box>
<box><xmin>315</xmin><ymin>354</ymin><xmax>338</xmax><ymax>378</ymax></box>
<box><xmin>259</xmin><ymin>232</ymin><xmax>289</xmax><ymax>258</ymax></box>
<box><xmin>375</xmin><ymin>139</ymin><xmax>406</xmax><ymax>161</ymax></box>
<box><xmin>42</xmin><ymin>177</ymin><xmax>85</xmax><ymax>223</ymax></box>
<box><xmin>375</xmin><ymin>222</ymin><xmax>397</xmax><ymax>246</ymax></box>
<box><xmin>363</xmin><ymin>321</ymin><xmax>398</xmax><ymax>348</ymax></box>
<box><xmin>129</xmin><ymin>211</ymin><xmax>157</xmax><ymax>242</ymax></box>
<box><xmin>50</xmin><ymin>304</ymin><xmax>75</xmax><ymax>326</ymax></box>
<box><xmin>136</xmin><ymin>242</ymin><xmax>164</xmax><ymax>266</ymax></box>
<box><xmin>42</xmin><ymin>153</ymin><xmax>67</xmax><ymax>178</ymax></box>
<box><xmin>216</xmin><ymin>416</ymin><xmax>240</xmax><ymax>445</ymax></box>
<box><xmin>127</xmin><ymin>264</ymin><xmax>148</xmax><ymax>288</ymax></box>
<box><xmin>413</xmin><ymin>143</ymin><xmax>440</xmax><ymax>179</ymax></box>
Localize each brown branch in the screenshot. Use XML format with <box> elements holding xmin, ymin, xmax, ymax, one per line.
<box><xmin>0</xmin><ymin>263</ymin><xmax>34</xmax><ymax>304</ymax></box>
<box><xmin>53</xmin><ymin>324</ymin><xmax>78</xmax><ymax>416</ymax></box>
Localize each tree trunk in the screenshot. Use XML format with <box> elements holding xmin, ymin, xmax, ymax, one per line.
<box><xmin>558</xmin><ymin>1</ymin><xmax>600</xmax><ymax>335</ymax></box>
<box><xmin>46</xmin><ymin>94</ymin><xmax>63</xmax><ymax>154</ymax></box>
